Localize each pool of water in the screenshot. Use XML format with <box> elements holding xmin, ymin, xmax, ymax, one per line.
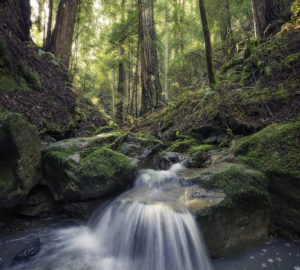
<box><xmin>214</xmin><ymin>238</ymin><xmax>300</xmax><ymax>270</ymax></box>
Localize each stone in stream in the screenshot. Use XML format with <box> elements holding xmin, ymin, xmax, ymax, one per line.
<box><xmin>173</xmin><ymin>162</ymin><xmax>272</xmax><ymax>258</ymax></box>
<box><xmin>11</xmin><ymin>238</ymin><xmax>41</xmax><ymax>266</ymax></box>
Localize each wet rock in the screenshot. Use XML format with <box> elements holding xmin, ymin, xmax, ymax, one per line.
<box><xmin>187</xmin><ymin>151</ymin><xmax>208</xmax><ymax>168</ymax></box>
<box><xmin>0</xmin><ymin>113</ymin><xmax>42</xmax><ymax>208</ymax></box>
<box><xmin>11</xmin><ymin>238</ymin><xmax>41</xmax><ymax>266</ymax></box>
<box><xmin>173</xmin><ymin>162</ymin><xmax>272</xmax><ymax>258</ymax></box>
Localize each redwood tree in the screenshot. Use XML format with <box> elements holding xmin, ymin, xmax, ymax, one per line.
<box><xmin>46</xmin><ymin>0</ymin><xmax>78</xmax><ymax>68</ymax></box>
<box><xmin>138</xmin><ymin>0</ymin><xmax>162</xmax><ymax>114</ymax></box>
<box><xmin>0</xmin><ymin>0</ymin><xmax>31</xmax><ymax>42</ymax></box>
<box><xmin>251</xmin><ymin>0</ymin><xmax>293</xmax><ymax>38</ymax></box>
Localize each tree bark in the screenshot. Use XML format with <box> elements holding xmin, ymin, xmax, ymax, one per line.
<box><xmin>116</xmin><ymin>46</ymin><xmax>125</xmax><ymax>124</ymax></box>
<box><xmin>251</xmin><ymin>0</ymin><xmax>267</xmax><ymax>38</ymax></box>
<box><xmin>251</xmin><ymin>0</ymin><xmax>293</xmax><ymax>38</ymax></box>
<box><xmin>199</xmin><ymin>0</ymin><xmax>216</xmax><ymax>86</ymax></box>
<box><xmin>0</xmin><ymin>0</ymin><xmax>32</xmax><ymax>42</ymax></box>
<box><xmin>180</xmin><ymin>0</ymin><xmax>185</xmax><ymax>52</ymax></box>
<box><xmin>220</xmin><ymin>0</ymin><xmax>234</xmax><ymax>52</ymax></box>
<box><xmin>45</xmin><ymin>0</ymin><xmax>53</xmax><ymax>48</ymax></box>
<box><xmin>139</xmin><ymin>0</ymin><xmax>162</xmax><ymax>114</ymax></box>
<box><xmin>112</xmin><ymin>69</ymin><xmax>116</xmax><ymax>118</ymax></box>
<box><xmin>164</xmin><ymin>4</ymin><xmax>169</xmax><ymax>102</ymax></box>
<box><xmin>46</xmin><ymin>0</ymin><xmax>78</xmax><ymax>68</ymax></box>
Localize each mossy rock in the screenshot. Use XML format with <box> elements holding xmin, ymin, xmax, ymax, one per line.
<box><xmin>193</xmin><ymin>166</ymin><xmax>271</xmax><ymax>258</ymax></box>
<box><xmin>166</xmin><ymin>138</ymin><xmax>201</xmax><ymax>153</ymax></box>
<box><xmin>233</xmin><ymin>120</ymin><xmax>300</xmax><ymax>237</ymax></box>
<box><xmin>0</xmin><ymin>113</ymin><xmax>42</xmax><ymax>208</ymax></box>
<box><xmin>234</xmin><ymin>120</ymin><xmax>300</xmax><ymax>178</ymax></box>
<box><xmin>43</xmin><ymin>142</ymin><xmax>135</xmax><ymax>202</ymax></box>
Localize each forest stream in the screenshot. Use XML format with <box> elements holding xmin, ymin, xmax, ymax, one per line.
<box><xmin>0</xmin><ymin>164</ymin><xmax>300</xmax><ymax>270</ymax></box>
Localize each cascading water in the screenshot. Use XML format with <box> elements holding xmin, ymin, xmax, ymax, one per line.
<box><xmin>11</xmin><ymin>164</ymin><xmax>214</xmax><ymax>270</ymax></box>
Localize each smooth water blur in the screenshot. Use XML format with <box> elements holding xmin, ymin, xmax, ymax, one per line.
<box><xmin>10</xmin><ymin>164</ymin><xmax>214</xmax><ymax>270</ymax></box>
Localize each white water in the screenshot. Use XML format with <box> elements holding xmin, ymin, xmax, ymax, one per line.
<box><xmin>12</xmin><ymin>164</ymin><xmax>214</xmax><ymax>270</ymax></box>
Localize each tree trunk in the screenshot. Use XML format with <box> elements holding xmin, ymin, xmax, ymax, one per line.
<box><xmin>180</xmin><ymin>0</ymin><xmax>185</xmax><ymax>52</ymax></box>
<box><xmin>45</xmin><ymin>0</ymin><xmax>53</xmax><ymax>48</ymax></box>
<box><xmin>112</xmin><ymin>69</ymin><xmax>116</xmax><ymax>118</ymax></box>
<box><xmin>199</xmin><ymin>0</ymin><xmax>216</xmax><ymax>86</ymax></box>
<box><xmin>131</xmin><ymin>34</ymin><xmax>140</xmax><ymax>117</ymax></box>
<box><xmin>251</xmin><ymin>0</ymin><xmax>293</xmax><ymax>38</ymax></box>
<box><xmin>139</xmin><ymin>0</ymin><xmax>162</xmax><ymax>114</ymax></box>
<box><xmin>164</xmin><ymin>4</ymin><xmax>169</xmax><ymax>102</ymax></box>
<box><xmin>0</xmin><ymin>0</ymin><xmax>32</xmax><ymax>42</ymax></box>
<box><xmin>220</xmin><ymin>0</ymin><xmax>234</xmax><ymax>52</ymax></box>
<box><xmin>46</xmin><ymin>0</ymin><xmax>78</xmax><ymax>68</ymax></box>
<box><xmin>116</xmin><ymin>46</ymin><xmax>125</xmax><ymax>124</ymax></box>
<box><xmin>251</xmin><ymin>0</ymin><xmax>267</xmax><ymax>38</ymax></box>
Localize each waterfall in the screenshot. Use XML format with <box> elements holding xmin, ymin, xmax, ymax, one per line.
<box><xmin>12</xmin><ymin>164</ymin><xmax>214</xmax><ymax>270</ymax></box>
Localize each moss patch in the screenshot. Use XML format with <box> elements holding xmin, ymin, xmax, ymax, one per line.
<box><xmin>234</xmin><ymin>120</ymin><xmax>300</xmax><ymax>178</ymax></box>
<box><xmin>189</xmin><ymin>144</ymin><xmax>216</xmax><ymax>153</ymax></box>
<box><xmin>79</xmin><ymin>148</ymin><xmax>134</xmax><ymax>180</ymax></box>
<box><xmin>195</xmin><ymin>166</ymin><xmax>269</xmax><ymax>208</ymax></box>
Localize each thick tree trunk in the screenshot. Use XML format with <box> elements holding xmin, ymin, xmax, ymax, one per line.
<box><xmin>45</xmin><ymin>0</ymin><xmax>53</xmax><ymax>48</ymax></box>
<box><xmin>220</xmin><ymin>0</ymin><xmax>234</xmax><ymax>52</ymax></box>
<box><xmin>139</xmin><ymin>0</ymin><xmax>162</xmax><ymax>114</ymax></box>
<box><xmin>199</xmin><ymin>0</ymin><xmax>216</xmax><ymax>86</ymax></box>
<box><xmin>251</xmin><ymin>0</ymin><xmax>267</xmax><ymax>38</ymax></box>
<box><xmin>251</xmin><ymin>0</ymin><xmax>293</xmax><ymax>38</ymax></box>
<box><xmin>164</xmin><ymin>5</ymin><xmax>169</xmax><ymax>102</ymax></box>
<box><xmin>0</xmin><ymin>0</ymin><xmax>32</xmax><ymax>42</ymax></box>
<box><xmin>46</xmin><ymin>0</ymin><xmax>78</xmax><ymax>68</ymax></box>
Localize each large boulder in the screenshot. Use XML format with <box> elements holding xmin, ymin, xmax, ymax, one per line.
<box><xmin>174</xmin><ymin>162</ymin><xmax>272</xmax><ymax>258</ymax></box>
<box><xmin>0</xmin><ymin>113</ymin><xmax>42</xmax><ymax>208</ymax></box>
<box><xmin>43</xmin><ymin>133</ymin><xmax>136</xmax><ymax>202</ymax></box>
<box><xmin>234</xmin><ymin>119</ymin><xmax>300</xmax><ymax>238</ymax></box>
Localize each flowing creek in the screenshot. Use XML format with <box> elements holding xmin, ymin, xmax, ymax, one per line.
<box><xmin>0</xmin><ymin>164</ymin><xmax>299</xmax><ymax>270</ymax></box>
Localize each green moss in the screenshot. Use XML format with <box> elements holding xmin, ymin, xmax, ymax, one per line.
<box><xmin>167</xmin><ymin>138</ymin><xmax>201</xmax><ymax>152</ymax></box>
<box><xmin>44</xmin><ymin>144</ymin><xmax>79</xmax><ymax>162</ymax></box>
<box><xmin>86</xmin><ymin>131</ymin><xmax>127</xmax><ymax>148</ymax></box>
<box><xmin>94</xmin><ymin>124</ymin><xmax>119</xmax><ymax>135</ymax></box>
<box><xmin>240</xmin><ymin>64</ymin><xmax>252</xmax><ymax>86</ymax></box>
<box><xmin>0</xmin><ymin>74</ymin><xmax>20</xmax><ymax>92</ymax></box>
<box><xmin>22</xmin><ymin>67</ymin><xmax>42</xmax><ymax>91</ymax></box>
<box><xmin>79</xmin><ymin>148</ymin><xmax>134</xmax><ymax>179</ymax></box>
<box><xmin>286</xmin><ymin>52</ymin><xmax>300</xmax><ymax>65</ymax></box>
<box><xmin>189</xmin><ymin>144</ymin><xmax>216</xmax><ymax>153</ymax></box>
<box><xmin>249</xmin><ymin>54</ymin><xmax>259</xmax><ymax>66</ymax></box>
<box><xmin>243</xmin><ymin>39</ymin><xmax>260</xmax><ymax>60</ymax></box>
<box><xmin>221</xmin><ymin>57</ymin><xmax>243</xmax><ymax>74</ymax></box>
<box><xmin>195</xmin><ymin>167</ymin><xmax>269</xmax><ymax>208</ymax></box>
<box><xmin>234</xmin><ymin>120</ymin><xmax>300</xmax><ymax>178</ymax></box>
<box><xmin>0</xmin><ymin>39</ymin><xmax>12</xmax><ymax>69</ymax></box>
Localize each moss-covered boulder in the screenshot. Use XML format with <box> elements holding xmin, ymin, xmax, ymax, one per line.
<box><xmin>0</xmin><ymin>113</ymin><xmax>42</xmax><ymax>208</ymax></box>
<box><xmin>177</xmin><ymin>163</ymin><xmax>272</xmax><ymax>258</ymax></box>
<box><xmin>234</xmin><ymin>119</ymin><xmax>300</xmax><ymax>237</ymax></box>
<box><xmin>43</xmin><ymin>136</ymin><xmax>136</xmax><ymax>202</ymax></box>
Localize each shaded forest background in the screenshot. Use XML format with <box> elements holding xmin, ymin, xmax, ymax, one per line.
<box><xmin>28</xmin><ymin>0</ymin><xmax>300</xmax><ymax>120</ymax></box>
